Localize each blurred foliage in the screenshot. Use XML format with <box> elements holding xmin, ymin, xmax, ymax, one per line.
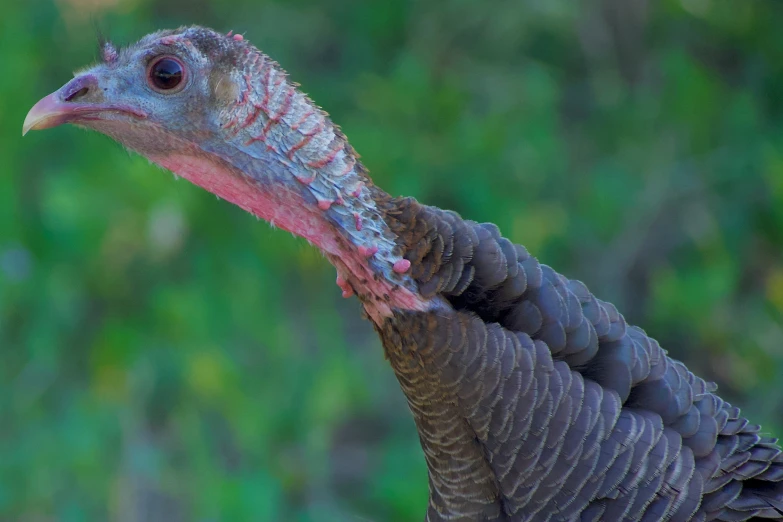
<box><xmin>3</xmin><ymin>0</ymin><xmax>783</xmax><ymax>520</ymax></box>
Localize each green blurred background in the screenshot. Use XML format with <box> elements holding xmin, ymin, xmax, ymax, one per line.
<box><xmin>3</xmin><ymin>0</ymin><xmax>783</xmax><ymax>520</ymax></box>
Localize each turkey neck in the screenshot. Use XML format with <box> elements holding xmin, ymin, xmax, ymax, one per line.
<box><xmin>149</xmin><ymin>49</ymin><xmax>433</xmax><ymax>323</ymax></box>
<box><xmin>196</xmin><ymin>52</ymin><xmax>511</xmax><ymax>513</ymax></box>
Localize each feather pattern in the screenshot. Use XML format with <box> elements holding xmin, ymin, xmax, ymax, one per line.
<box><xmin>375</xmin><ymin>197</ymin><xmax>783</xmax><ymax>521</ymax></box>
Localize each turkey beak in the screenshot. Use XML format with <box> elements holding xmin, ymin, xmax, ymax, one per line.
<box><xmin>23</xmin><ymin>74</ymin><xmax>147</xmax><ymax>136</ymax></box>
<box><xmin>23</xmin><ymin>92</ymin><xmax>71</xmax><ymax>135</ymax></box>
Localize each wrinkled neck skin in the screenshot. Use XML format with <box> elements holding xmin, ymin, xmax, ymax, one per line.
<box><xmin>120</xmin><ymin>50</ymin><xmax>431</xmax><ymax>323</ymax></box>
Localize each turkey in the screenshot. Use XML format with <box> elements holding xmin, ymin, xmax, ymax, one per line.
<box><xmin>23</xmin><ymin>26</ymin><xmax>783</xmax><ymax>521</ymax></box>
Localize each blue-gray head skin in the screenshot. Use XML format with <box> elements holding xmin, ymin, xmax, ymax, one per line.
<box><xmin>23</xmin><ymin>26</ymin><xmax>430</xmax><ymax>322</ymax></box>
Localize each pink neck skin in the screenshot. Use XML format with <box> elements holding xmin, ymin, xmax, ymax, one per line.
<box><xmin>150</xmin><ymin>152</ymin><xmax>430</xmax><ymax>324</ymax></box>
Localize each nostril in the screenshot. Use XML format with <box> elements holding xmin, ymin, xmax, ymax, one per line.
<box><xmin>65</xmin><ymin>86</ymin><xmax>89</xmax><ymax>102</ymax></box>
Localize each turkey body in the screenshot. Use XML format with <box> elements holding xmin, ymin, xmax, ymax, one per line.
<box><xmin>375</xmin><ymin>199</ymin><xmax>783</xmax><ymax>521</ymax></box>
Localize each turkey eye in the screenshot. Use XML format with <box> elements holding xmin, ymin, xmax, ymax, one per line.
<box><xmin>148</xmin><ymin>57</ymin><xmax>185</xmax><ymax>92</ymax></box>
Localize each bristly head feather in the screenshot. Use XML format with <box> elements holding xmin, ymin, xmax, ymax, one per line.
<box><xmin>94</xmin><ymin>24</ymin><xmax>118</xmax><ymax>65</ymax></box>
<box><xmin>101</xmin><ymin>40</ymin><xmax>119</xmax><ymax>65</ymax></box>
